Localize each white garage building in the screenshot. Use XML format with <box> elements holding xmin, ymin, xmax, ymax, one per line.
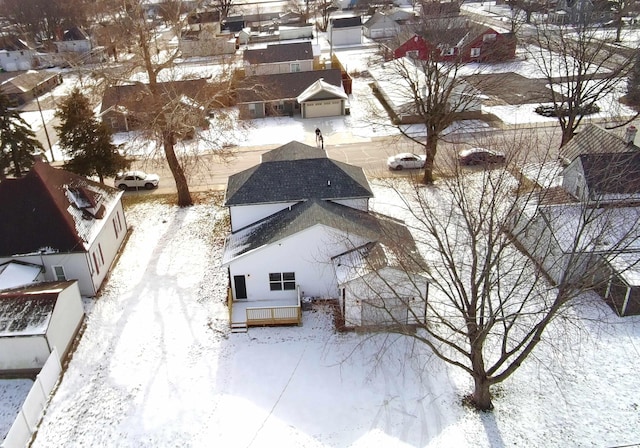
<box><xmin>0</xmin><ymin>281</ymin><xmax>85</xmax><ymax>373</ymax></box>
<box><xmin>297</xmin><ymin>78</ymin><xmax>349</xmax><ymax>118</ymax></box>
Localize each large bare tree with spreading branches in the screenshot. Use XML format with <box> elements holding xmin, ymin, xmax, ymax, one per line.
<box><xmin>530</xmin><ymin>20</ymin><xmax>638</xmax><ymax>146</ymax></box>
<box><xmin>347</xmin><ymin>131</ymin><xmax>640</xmax><ymax>410</ymax></box>
<box><xmin>375</xmin><ymin>18</ymin><xmax>512</xmax><ymax>184</ymax></box>
<box><xmin>90</xmin><ymin>0</ymin><xmax>238</xmax><ymax>206</ymax></box>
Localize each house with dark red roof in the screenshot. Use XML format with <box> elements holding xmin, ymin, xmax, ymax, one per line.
<box><xmin>393</xmin><ymin>23</ymin><xmax>516</xmax><ymax>63</ymax></box>
<box><xmin>0</xmin><ymin>160</ymin><xmax>127</xmax><ymax>296</ymax></box>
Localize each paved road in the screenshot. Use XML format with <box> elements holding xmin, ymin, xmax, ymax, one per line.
<box><xmin>119</xmin><ymin>124</ymin><xmax>566</xmax><ymax>195</ymax></box>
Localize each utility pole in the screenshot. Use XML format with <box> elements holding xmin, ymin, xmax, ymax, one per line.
<box><xmin>34</xmin><ymin>94</ymin><xmax>54</xmax><ymax>162</ymax></box>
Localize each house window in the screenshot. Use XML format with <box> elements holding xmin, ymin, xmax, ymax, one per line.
<box><xmin>407</xmin><ymin>50</ymin><xmax>419</xmax><ymax>59</ymax></box>
<box><xmin>99</xmin><ymin>244</ymin><xmax>104</xmax><ymax>264</ymax></box>
<box><xmin>269</xmin><ymin>272</ymin><xmax>296</xmax><ymax>291</ymax></box>
<box><xmin>483</xmin><ymin>33</ymin><xmax>497</xmax><ymax>42</ymax></box>
<box><xmin>52</xmin><ymin>265</ymin><xmax>67</xmax><ymax>281</ymax></box>
<box><xmin>113</xmin><ymin>219</ymin><xmax>119</xmax><ymax>238</ymax></box>
<box><xmin>443</xmin><ymin>47</ymin><xmax>455</xmax><ymax>56</ymax></box>
<box><xmin>290</xmin><ymin>62</ymin><xmax>301</xmax><ymax>72</ymax></box>
<box><xmin>93</xmin><ymin>253</ymin><xmax>100</xmax><ymax>274</ymax></box>
<box><xmin>470</xmin><ymin>47</ymin><xmax>481</xmax><ymax>57</ymax></box>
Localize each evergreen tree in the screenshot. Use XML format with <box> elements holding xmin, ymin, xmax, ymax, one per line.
<box><xmin>0</xmin><ymin>90</ymin><xmax>44</xmax><ymax>179</ymax></box>
<box><xmin>55</xmin><ymin>88</ymin><xmax>128</xmax><ymax>183</ymax></box>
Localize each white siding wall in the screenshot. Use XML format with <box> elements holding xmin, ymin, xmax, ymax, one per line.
<box><xmin>0</xmin><ymin>51</ymin><xmax>35</xmax><ymax>71</ymax></box>
<box><xmin>46</xmin><ymin>283</ymin><xmax>84</xmax><ymax>361</ymax></box>
<box><xmin>561</xmin><ymin>159</ymin><xmax>588</xmax><ymax>200</ymax></box>
<box><xmin>0</xmin><ymin>253</ymin><xmax>92</xmax><ymax>295</ymax></box>
<box><xmin>0</xmin><ymin>200</ymin><xmax>127</xmax><ymax>296</ymax></box>
<box><xmin>343</xmin><ymin>268</ymin><xmax>427</xmax><ymax>327</ymax></box>
<box><xmin>86</xmin><ymin>201</ymin><xmax>127</xmax><ymax>294</ymax></box>
<box><xmin>0</xmin><ymin>336</ymin><xmax>50</xmax><ymax>371</ymax></box>
<box><xmin>279</xmin><ymin>26</ymin><xmax>314</xmax><ymax>40</ymax></box>
<box><xmin>246</xmin><ymin>59</ymin><xmax>314</xmax><ymax>76</ymax></box>
<box><xmin>229</xmin><ymin>225</ymin><xmax>369</xmax><ymax>300</ymax></box>
<box><xmin>55</xmin><ymin>40</ymin><xmax>92</xmax><ymax>53</ymax></box>
<box><xmin>229</xmin><ymin>202</ymin><xmax>299</xmax><ymax>231</ymax></box>
<box><xmin>329</xmin><ymin>28</ymin><xmax>362</xmax><ymax>46</ymax></box>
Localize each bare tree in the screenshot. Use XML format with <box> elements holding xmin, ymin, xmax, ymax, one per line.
<box><xmin>90</xmin><ymin>0</ymin><xmax>238</xmax><ymax>206</ymax></box>
<box><xmin>315</xmin><ymin>0</ymin><xmax>336</xmax><ymax>32</ymax></box>
<box><xmin>351</xmin><ymin>131</ymin><xmax>640</xmax><ymax>410</ymax></box>
<box><xmin>610</xmin><ymin>0</ymin><xmax>638</xmax><ymax>43</ymax></box>
<box><xmin>0</xmin><ymin>0</ymin><xmax>88</xmax><ymax>42</ymax></box>
<box><xmin>531</xmin><ymin>20</ymin><xmax>637</xmax><ymax>146</ymax></box>
<box><xmin>211</xmin><ymin>0</ymin><xmax>236</xmax><ymax>21</ymax></box>
<box><xmin>373</xmin><ymin>20</ymin><xmax>501</xmax><ymax>184</ymax></box>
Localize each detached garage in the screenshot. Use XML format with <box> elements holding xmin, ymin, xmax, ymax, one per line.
<box><xmin>0</xmin><ymin>281</ymin><xmax>85</xmax><ymax>373</ymax></box>
<box><xmin>297</xmin><ymin>79</ymin><xmax>348</xmax><ymax>118</ymax></box>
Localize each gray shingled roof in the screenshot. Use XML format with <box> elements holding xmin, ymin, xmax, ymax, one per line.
<box><xmin>243</xmin><ymin>41</ymin><xmax>313</xmax><ymax>64</ymax></box>
<box><xmin>579</xmin><ymin>152</ymin><xmax>640</xmax><ymax>195</ymax></box>
<box><xmin>224</xmin><ymin>141</ymin><xmax>372</xmax><ymax>206</ymax></box>
<box><xmin>332</xmin><ymin>17</ymin><xmax>362</xmax><ymax>28</ymax></box>
<box><xmin>260</xmin><ymin>140</ymin><xmax>326</xmax><ymax>162</ymax></box>
<box><xmin>222</xmin><ymin>198</ymin><xmax>413</xmax><ymax>264</ymax></box>
<box><xmin>236</xmin><ymin>69</ymin><xmax>342</xmax><ymax>103</ymax></box>
<box><xmin>559</xmin><ymin>124</ymin><xmax>639</xmax><ymax>165</ymax></box>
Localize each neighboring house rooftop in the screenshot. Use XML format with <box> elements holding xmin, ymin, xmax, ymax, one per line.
<box><xmin>223</xmin><ymin>198</ymin><xmax>412</xmax><ymax>264</ymax></box>
<box><xmin>224</xmin><ymin>141</ymin><xmax>373</xmax><ymax>206</ymax></box>
<box><xmin>331</xmin><ymin>17</ymin><xmax>362</xmax><ymax>28</ymax></box>
<box><xmin>243</xmin><ymin>41</ymin><xmax>313</xmax><ymax>64</ymax></box>
<box><xmin>297</xmin><ymin>78</ymin><xmax>348</xmax><ymax>102</ymax></box>
<box><xmin>99</xmin><ymin>78</ymin><xmax>208</xmax><ymax>116</ymax></box>
<box><xmin>332</xmin><ymin>240</ymin><xmax>427</xmax><ymax>285</ymax></box>
<box><xmin>0</xmin><ymin>70</ymin><xmax>59</xmax><ymax>95</ymax></box>
<box><xmin>187</xmin><ymin>10</ymin><xmax>221</xmax><ymax>24</ymax></box>
<box><xmin>578</xmin><ymin>152</ymin><xmax>640</xmax><ymax>196</ymax></box>
<box><xmin>559</xmin><ymin>124</ymin><xmax>639</xmax><ymax>164</ymax></box>
<box><xmin>0</xmin><ymin>35</ymin><xmax>30</xmax><ymax>51</ymax></box>
<box><xmin>0</xmin><ymin>160</ymin><xmax>121</xmax><ymax>256</ymax></box>
<box><xmin>0</xmin><ymin>281</ymin><xmax>75</xmax><ymax>336</ymax></box>
<box><xmin>60</xmin><ymin>27</ymin><xmax>90</xmax><ymax>41</ymax></box>
<box><xmin>236</xmin><ymin>69</ymin><xmax>342</xmax><ymax>103</ymax></box>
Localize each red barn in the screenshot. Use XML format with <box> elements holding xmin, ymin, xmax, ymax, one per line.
<box><xmin>393</xmin><ymin>25</ymin><xmax>516</xmax><ymax>63</ymax></box>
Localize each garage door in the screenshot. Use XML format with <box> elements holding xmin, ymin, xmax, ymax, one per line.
<box><xmin>304</xmin><ymin>100</ymin><xmax>342</xmax><ymax>118</ymax></box>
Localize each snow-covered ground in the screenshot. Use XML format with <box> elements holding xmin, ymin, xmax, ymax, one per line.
<box><xmin>0</xmin><ymin>379</ymin><xmax>33</xmax><ymax>440</ymax></box>
<box><xmin>21</xmin><ymin>184</ymin><xmax>640</xmax><ymax>448</ymax></box>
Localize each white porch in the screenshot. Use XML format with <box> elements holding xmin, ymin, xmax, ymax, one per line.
<box><xmin>227</xmin><ymin>288</ymin><xmax>302</xmax><ymax>331</ymax></box>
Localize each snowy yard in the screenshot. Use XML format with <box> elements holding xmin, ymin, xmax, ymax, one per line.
<box><xmin>23</xmin><ymin>184</ymin><xmax>640</xmax><ymax>448</ymax></box>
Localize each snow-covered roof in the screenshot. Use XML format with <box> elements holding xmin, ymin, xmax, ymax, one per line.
<box><xmin>606</xmin><ymin>252</ymin><xmax>640</xmax><ymax>286</ymax></box>
<box><xmin>0</xmin><ymin>281</ymin><xmax>74</xmax><ymax>337</ymax></box>
<box><xmin>0</xmin><ymin>160</ymin><xmax>122</xmax><ymax>255</ymax></box>
<box><xmin>0</xmin><ymin>261</ymin><xmax>43</xmax><ymax>291</ymax></box>
<box><xmin>541</xmin><ymin>204</ymin><xmax>640</xmax><ymax>253</ymax></box>
<box><xmin>296</xmin><ymin>78</ymin><xmax>348</xmax><ymax>102</ymax></box>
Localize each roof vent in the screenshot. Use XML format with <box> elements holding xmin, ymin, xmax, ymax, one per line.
<box><xmin>327</xmin><ymin>180</ymin><xmax>331</xmax><ymax>187</ymax></box>
<box><xmin>624</xmin><ymin>125</ymin><xmax>637</xmax><ymax>145</ymax></box>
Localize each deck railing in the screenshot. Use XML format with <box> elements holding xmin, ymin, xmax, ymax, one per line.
<box><xmin>245</xmin><ymin>286</ymin><xmax>302</xmax><ymax>327</ymax></box>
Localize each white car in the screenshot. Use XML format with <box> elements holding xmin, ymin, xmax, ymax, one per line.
<box><xmin>114</xmin><ymin>171</ymin><xmax>160</xmax><ymax>190</ymax></box>
<box><xmin>387</xmin><ymin>153</ymin><xmax>427</xmax><ymax>170</ymax></box>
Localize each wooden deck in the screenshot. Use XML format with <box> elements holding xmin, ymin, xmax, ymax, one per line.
<box><xmin>230</xmin><ymin>297</ymin><xmax>301</xmax><ymax>328</ymax></box>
